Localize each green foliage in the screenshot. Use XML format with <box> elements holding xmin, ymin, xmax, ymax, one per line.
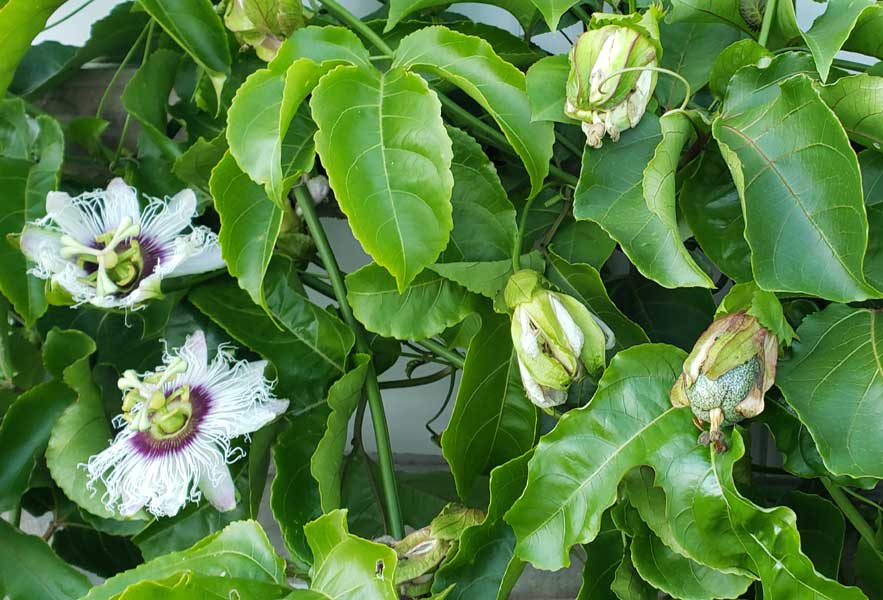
<box><xmin>3</xmin><ymin>3</ymin><xmax>883</xmax><ymax>599</ymax></box>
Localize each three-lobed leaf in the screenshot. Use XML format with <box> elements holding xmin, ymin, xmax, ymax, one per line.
<box><xmin>504</xmin><ymin>343</ymin><xmax>862</xmax><ymax>598</ymax></box>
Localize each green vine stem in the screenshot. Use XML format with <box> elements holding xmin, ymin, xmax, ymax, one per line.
<box><xmin>757</xmin><ymin>0</ymin><xmax>778</xmax><ymax>48</ymax></box>
<box><xmin>319</xmin><ymin>0</ymin><xmax>395</xmax><ymax>55</ymax></box>
<box><xmin>415</xmin><ymin>338</ymin><xmax>466</xmax><ymax>369</ymax></box>
<box><xmin>293</xmin><ymin>184</ymin><xmax>404</xmax><ymax>539</ymax></box>
<box><xmin>513</xmin><ymin>194</ymin><xmax>539</xmax><ymax>271</ymax></box>
<box><xmin>821</xmin><ymin>478</ymin><xmax>883</xmax><ymax>561</ymax></box>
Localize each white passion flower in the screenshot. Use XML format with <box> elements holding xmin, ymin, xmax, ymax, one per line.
<box><xmin>84</xmin><ymin>330</ymin><xmax>288</xmax><ymax>517</ymax></box>
<box><xmin>20</xmin><ymin>178</ymin><xmax>224</xmax><ymax>309</ymax></box>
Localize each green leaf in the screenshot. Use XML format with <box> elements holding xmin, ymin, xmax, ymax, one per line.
<box><xmin>0</xmin><ymin>519</ymin><xmax>91</xmax><ymax>600</ymax></box>
<box><xmin>504</xmin><ymin>344</ymin><xmax>688</xmax><ymax>570</ymax></box>
<box><xmin>52</xmin><ymin>526</ymin><xmax>142</xmax><ymax>578</ymax></box>
<box><xmin>0</xmin><ymin>381</ymin><xmax>74</xmax><ymax>511</ymax></box>
<box><xmin>642</xmin><ymin>110</ymin><xmax>697</xmax><ymax>244</ymax></box>
<box><xmin>311</xmin><ymin>355</ymin><xmax>370</xmax><ymax>512</ymax></box>
<box><xmin>527</xmin><ymin>0</ymin><xmax>583</xmax><ymax>31</ymax></box>
<box><xmin>576</xmin><ymin>530</ymin><xmax>623</xmax><ymax>600</ymax></box>
<box><xmin>226</xmin><ymin>27</ymin><xmax>345</xmax><ymax>203</ymax></box>
<box><xmin>709</xmin><ymin>39</ymin><xmax>773</xmax><ymax>99</ymax></box>
<box><xmin>189</xmin><ymin>270</ymin><xmax>349</xmax><ymax>402</ymax></box>
<box><xmin>11</xmin><ymin>2</ymin><xmax>149</xmax><ymax>96</ymax></box>
<box><xmin>442</xmin><ymin>310</ymin><xmax>537</xmax><ymax>496</ymax></box>
<box><xmin>122</xmin><ymin>49</ymin><xmax>182</xmax><ymax>160</ymax></box>
<box><xmin>210</xmin><ymin>151</ymin><xmax>282</xmax><ymax>309</ymax></box>
<box><xmin>628</xmin><ymin>516</ymin><xmax>752</xmax><ymax>600</ymax></box>
<box><xmin>137</xmin><ymin>0</ymin><xmax>231</xmax><ymax>96</ymax></box>
<box><xmin>504</xmin><ymin>344</ymin><xmax>864</xmax><ymax>598</ymax></box>
<box><xmin>311</xmin><ymin>64</ymin><xmax>454</xmax><ymax>291</ymax></box>
<box><xmin>433</xmin><ymin>452</ymin><xmax>530</xmax><ymax>600</ymax></box>
<box><xmin>777</xmin><ymin>304</ymin><xmax>883</xmax><ymax>479</ymax></box>
<box><xmin>713</xmin><ymin>72</ymin><xmax>876</xmax><ymax>302</ymax></box>
<box><xmin>428</xmin><ymin>252</ymin><xmax>543</xmax><ymax>300</ymax></box>
<box><xmin>818</xmin><ymin>74</ymin><xmax>883</xmax><ymax>151</ymax></box>
<box><xmin>611</xmin><ymin>547</ymin><xmax>656</xmax><ymax>600</ymax></box>
<box><xmin>0</xmin><ymin>0</ymin><xmax>66</xmax><ymax>96</ymax></box>
<box><xmin>385</xmin><ymin>0</ymin><xmax>538</xmax><ymax>33</ymax></box>
<box><xmin>112</xmin><ymin>571</ymin><xmax>291</xmax><ymax>599</ymax></box>
<box><xmin>668</xmin><ymin>0</ymin><xmax>752</xmax><ymax>34</ymax></box>
<box><xmin>782</xmin><ymin>491</ymin><xmax>845</xmax><ymax>580</ymax></box>
<box><xmin>173</xmin><ymin>132</ymin><xmax>227</xmax><ymax>193</ymax></box>
<box><xmin>574</xmin><ymin>113</ymin><xmax>713</xmax><ymax>289</ymax></box>
<box><xmin>548</xmin><ymin>220</ymin><xmax>615</xmax><ymax>271</ymax></box>
<box><xmin>346</xmin><ymin>263</ymin><xmax>481</xmax><ymax>340</ymax></box>
<box><xmin>38</xmin><ymin>293</ymin><xmax>180</xmax><ymax>373</ymax></box>
<box><xmin>845</xmin><ymin>5</ymin><xmax>883</xmax><ymax>59</ymax></box>
<box><xmin>855</xmin><ymin>531</ymin><xmax>883</xmax><ymax>600</ymax></box>
<box><xmin>393</xmin><ymin>26</ymin><xmax>554</xmax><ymax>199</ymax></box>
<box><xmin>545</xmin><ymin>251</ymin><xmax>649</xmax><ymax>352</ymax></box>
<box><xmin>45</xmin><ymin>329</ymin><xmax>125</xmax><ymax>520</ymax></box>
<box><xmin>679</xmin><ymin>144</ymin><xmax>752</xmax><ymax>281</ymax></box>
<box><xmin>440</xmin><ymin>126</ymin><xmax>516</xmax><ymax>263</ymax></box>
<box><xmin>525</xmin><ymin>54</ymin><xmax>573</xmax><ymax>124</ymax></box>
<box><xmin>272</xmin><ymin>407</ymin><xmax>328</xmax><ymax>568</ymax></box>
<box><xmin>83</xmin><ymin>520</ymin><xmax>285</xmax><ymax>600</ymax></box>
<box><xmin>0</xmin><ymin>106</ymin><xmax>61</xmax><ymax>324</ymax></box>
<box><xmin>304</xmin><ymin>510</ymin><xmax>399</xmax><ymax>599</ymax></box>
<box><xmin>656</xmin><ymin>21</ymin><xmax>741</xmax><ymax>109</ymax></box>
<box><xmin>799</xmin><ymin>0</ymin><xmax>875</xmax><ymax>82</ymax></box>
<box><xmin>608</xmin><ymin>273</ymin><xmax>714</xmax><ymax>351</ymax></box>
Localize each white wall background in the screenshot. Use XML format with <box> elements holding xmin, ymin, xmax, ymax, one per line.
<box><xmin>35</xmin><ymin>0</ymin><xmax>864</xmax><ymax>456</ymax></box>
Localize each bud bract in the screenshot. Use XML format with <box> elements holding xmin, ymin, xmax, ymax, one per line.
<box><xmin>670</xmin><ymin>312</ymin><xmax>778</xmax><ymax>451</ymax></box>
<box><xmin>385</xmin><ymin>504</ymin><xmax>483</xmax><ymax>598</ymax></box>
<box><xmin>505</xmin><ymin>270</ymin><xmax>614</xmax><ymax>409</ymax></box>
<box><xmin>564</xmin><ymin>8</ymin><xmax>662</xmax><ymax>148</ymax></box>
<box><xmin>224</xmin><ymin>0</ymin><xmax>303</xmax><ymax>61</ymax></box>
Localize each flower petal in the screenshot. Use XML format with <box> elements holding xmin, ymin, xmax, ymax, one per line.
<box><xmin>103</xmin><ymin>178</ymin><xmax>141</xmax><ymax>231</ymax></box>
<box><xmin>141</xmin><ymin>188</ymin><xmax>198</xmax><ymax>243</ymax></box>
<box><xmin>45</xmin><ymin>190</ymin><xmax>102</xmax><ymax>243</ymax></box>
<box><xmin>198</xmin><ymin>453</ymin><xmax>237</xmax><ymax>513</ymax></box>
<box><xmin>167</xmin><ymin>231</ymin><xmax>225</xmax><ymax>278</ymax></box>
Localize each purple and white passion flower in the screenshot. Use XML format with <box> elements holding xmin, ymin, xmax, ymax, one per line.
<box><xmin>20</xmin><ymin>178</ymin><xmax>224</xmax><ymax>309</ymax></box>
<box><xmin>84</xmin><ymin>331</ymin><xmax>288</xmax><ymax>517</ymax></box>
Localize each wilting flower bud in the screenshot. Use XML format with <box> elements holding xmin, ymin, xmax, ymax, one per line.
<box><xmin>224</xmin><ymin>0</ymin><xmax>303</xmax><ymax>61</ymax></box>
<box><xmin>564</xmin><ymin>7</ymin><xmax>663</xmax><ymax>148</ymax></box>
<box><xmin>670</xmin><ymin>312</ymin><xmax>778</xmax><ymax>452</ymax></box>
<box><xmin>505</xmin><ymin>270</ymin><xmax>615</xmax><ymax>409</ymax></box>
<box><xmin>383</xmin><ymin>504</ymin><xmax>483</xmax><ymax>598</ymax></box>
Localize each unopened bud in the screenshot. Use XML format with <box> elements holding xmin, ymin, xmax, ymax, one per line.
<box><xmin>564</xmin><ymin>7</ymin><xmax>662</xmax><ymax>148</ymax></box>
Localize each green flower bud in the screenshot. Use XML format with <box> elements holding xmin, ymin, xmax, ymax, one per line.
<box><xmin>505</xmin><ymin>270</ymin><xmax>614</xmax><ymax>409</ymax></box>
<box><xmin>564</xmin><ymin>7</ymin><xmax>663</xmax><ymax>148</ymax></box>
<box><xmin>385</xmin><ymin>504</ymin><xmax>483</xmax><ymax>598</ymax></box>
<box><xmin>224</xmin><ymin>0</ymin><xmax>303</xmax><ymax>61</ymax></box>
<box><xmin>670</xmin><ymin>312</ymin><xmax>778</xmax><ymax>452</ymax></box>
